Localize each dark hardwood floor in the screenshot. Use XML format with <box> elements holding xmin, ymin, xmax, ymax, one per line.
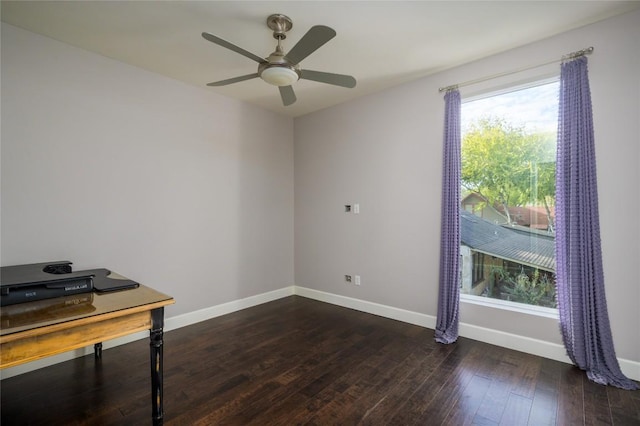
<box><xmin>1</xmin><ymin>296</ymin><xmax>638</xmax><ymax>425</ymax></box>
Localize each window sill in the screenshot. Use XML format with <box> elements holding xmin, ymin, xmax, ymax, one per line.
<box><xmin>460</xmin><ymin>294</ymin><xmax>559</xmax><ymax>319</ymax></box>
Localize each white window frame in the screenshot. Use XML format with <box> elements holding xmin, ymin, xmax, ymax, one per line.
<box><xmin>460</xmin><ymin>76</ymin><xmax>560</xmax><ymax>319</ymax></box>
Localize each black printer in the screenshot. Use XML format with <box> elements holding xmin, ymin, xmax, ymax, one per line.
<box><xmin>0</xmin><ymin>261</ymin><xmax>93</xmax><ymax>306</ymax></box>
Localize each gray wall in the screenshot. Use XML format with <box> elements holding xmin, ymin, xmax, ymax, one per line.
<box><xmin>294</xmin><ymin>10</ymin><xmax>640</xmax><ymax>363</ymax></box>
<box><xmin>1</xmin><ymin>9</ymin><xmax>638</xmax><ymax>369</ymax></box>
<box><xmin>1</xmin><ymin>23</ymin><xmax>295</xmax><ymax>317</ymax></box>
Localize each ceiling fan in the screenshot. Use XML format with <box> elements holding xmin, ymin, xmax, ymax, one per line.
<box><xmin>202</xmin><ymin>14</ymin><xmax>356</xmax><ymax>106</ymax></box>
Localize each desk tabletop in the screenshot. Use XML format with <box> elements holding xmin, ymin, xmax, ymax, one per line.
<box><xmin>1</xmin><ymin>285</ymin><xmax>174</xmax><ymax>337</ymax></box>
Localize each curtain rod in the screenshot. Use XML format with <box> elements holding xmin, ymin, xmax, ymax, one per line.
<box><xmin>438</xmin><ymin>46</ymin><xmax>594</xmax><ymax>92</ymax></box>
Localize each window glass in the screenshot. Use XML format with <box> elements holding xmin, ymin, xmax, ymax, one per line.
<box><xmin>460</xmin><ymin>80</ymin><xmax>559</xmax><ymax>309</ymax></box>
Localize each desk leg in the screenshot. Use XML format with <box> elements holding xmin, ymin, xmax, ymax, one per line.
<box><xmin>94</xmin><ymin>342</ymin><xmax>102</xmax><ymax>359</ymax></box>
<box><xmin>150</xmin><ymin>307</ymin><xmax>165</xmax><ymax>425</ymax></box>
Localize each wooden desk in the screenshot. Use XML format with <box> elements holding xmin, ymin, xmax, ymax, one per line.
<box><xmin>0</xmin><ymin>284</ymin><xmax>174</xmax><ymax>425</ymax></box>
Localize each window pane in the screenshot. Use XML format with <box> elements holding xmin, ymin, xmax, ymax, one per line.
<box><xmin>460</xmin><ymin>81</ymin><xmax>558</xmax><ymax>309</ymax></box>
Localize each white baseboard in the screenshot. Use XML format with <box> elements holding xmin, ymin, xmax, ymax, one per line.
<box><xmin>458</xmin><ymin>322</ymin><xmax>640</xmax><ymax>383</ymax></box>
<box><xmin>0</xmin><ymin>286</ymin><xmax>295</xmax><ymax>380</ymax></box>
<box><xmin>2</xmin><ymin>285</ymin><xmax>638</xmax><ymax>383</ymax></box>
<box><xmin>165</xmin><ymin>286</ymin><xmax>295</xmax><ymax>331</ymax></box>
<box><xmin>293</xmin><ymin>286</ymin><xmax>437</xmax><ymax>329</ymax></box>
<box><xmin>294</xmin><ymin>286</ymin><xmax>640</xmax><ymax>382</ymax></box>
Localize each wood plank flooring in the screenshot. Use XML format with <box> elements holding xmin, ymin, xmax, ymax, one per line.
<box><xmin>1</xmin><ymin>296</ymin><xmax>638</xmax><ymax>425</ymax></box>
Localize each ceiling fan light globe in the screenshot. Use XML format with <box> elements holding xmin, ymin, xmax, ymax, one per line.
<box><xmin>260</xmin><ymin>66</ymin><xmax>299</xmax><ymax>86</ymax></box>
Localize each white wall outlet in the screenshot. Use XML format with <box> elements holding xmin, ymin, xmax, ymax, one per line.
<box><xmin>353</xmin><ymin>203</ymin><xmax>360</xmax><ymax>214</ymax></box>
<box><xmin>355</xmin><ymin>275</ymin><xmax>361</xmax><ymax>286</ymax></box>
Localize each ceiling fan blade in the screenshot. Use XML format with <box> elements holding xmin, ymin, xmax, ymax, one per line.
<box><xmin>207</xmin><ymin>73</ymin><xmax>259</xmax><ymax>86</ymax></box>
<box><xmin>300</xmin><ymin>70</ymin><xmax>357</xmax><ymax>88</ymax></box>
<box><xmin>284</xmin><ymin>25</ymin><xmax>336</xmax><ymax>65</ymax></box>
<box><xmin>202</xmin><ymin>32</ymin><xmax>266</xmax><ymax>64</ymax></box>
<box><xmin>279</xmin><ymin>85</ymin><xmax>297</xmax><ymax>106</ymax></box>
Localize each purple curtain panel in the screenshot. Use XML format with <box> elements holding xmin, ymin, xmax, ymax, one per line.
<box><xmin>435</xmin><ymin>89</ymin><xmax>461</xmax><ymax>344</ymax></box>
<box><xmin>555</xmin><ymin>56</ymin><xmax>638</xmax><ymax>390</ymax></box>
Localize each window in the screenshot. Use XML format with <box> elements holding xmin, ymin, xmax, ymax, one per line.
<box><xmin>459</xmin><ymin>80</ymin><xmax>558</xmax><ymax>309</ymax></box>
<box><xmin>472</xmin><ymin>252</ymin><xmax>484</xmax><ymax>284</ymax></box>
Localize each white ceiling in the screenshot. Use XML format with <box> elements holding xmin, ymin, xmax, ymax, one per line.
<box><xmin>2</xmin><ymin>1</ymin><xmax>638</xmax><ymax>117</ymax></box>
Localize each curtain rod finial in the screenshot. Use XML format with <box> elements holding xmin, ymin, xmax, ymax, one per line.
<box><xmin>439</xmin><ymin>84</ymin><xmax>459</xmax><ymax>93</ymax></box>
<box><xmin>563</xmin><ymin>46</ymin><xmax>594</xmax><ymax>61</ymax></box>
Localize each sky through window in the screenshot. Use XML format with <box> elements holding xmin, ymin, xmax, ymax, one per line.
<box><xmin>462</xmin><ymin>81</ymin><xmax>559</xmax><ymax>134</ymax></box>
